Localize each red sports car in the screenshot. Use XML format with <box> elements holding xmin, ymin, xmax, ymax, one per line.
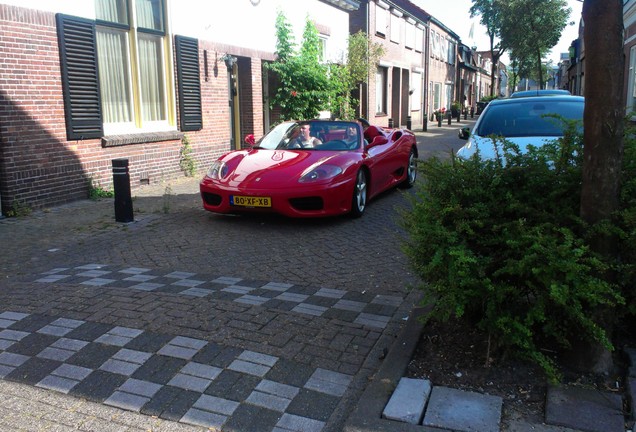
<box><xmin>200</xmin><ymin>120</ymin><xmax>418</xmax><ymax>218</ymax></box>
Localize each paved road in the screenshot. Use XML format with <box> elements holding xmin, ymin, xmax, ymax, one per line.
<box><xmin>0</xmin><ymin>118</ymin><xmax>473</xmax><ymax>431</ymax></box>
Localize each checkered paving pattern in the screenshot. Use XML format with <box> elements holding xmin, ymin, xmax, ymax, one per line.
<box><xmin>31</xmin><ymin>264</ymin><xmax>403</xmax><ymax>329</ymax></box>
<box><xmin>0</xmin><ymin>311</ymin><xmax>353</xmax><ymax>431</ymax></box>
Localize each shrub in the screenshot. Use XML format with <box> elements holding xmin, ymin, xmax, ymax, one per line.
<box><xmin>402</xmin><ymin>120</ymin><xmax>631</xmax><ymax>380</ymax></box>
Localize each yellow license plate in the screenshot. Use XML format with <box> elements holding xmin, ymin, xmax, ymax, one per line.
<box><xmin>230</xmin><ymin>195</ymin><xmax>271</xmax><ymax>207</ymax></box>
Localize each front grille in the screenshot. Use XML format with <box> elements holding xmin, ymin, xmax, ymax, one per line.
<box><xmin>202</xmin><ymin>192</ymin><xmax>222</xmax><ymax>206</ymax></box>
<box><xmin>289</xmin><ymin>196</ymin><xmax>323</xmax><ymax>211</ymax></box>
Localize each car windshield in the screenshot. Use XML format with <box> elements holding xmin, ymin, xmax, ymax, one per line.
<box><xmin>476</xmin><ymin>99</ymin><xmax>584</xmax><ymax>138</ymax></box>
<box><xmin>257</xmin><ymin>121</ymin><xmax>361</xmax><ymax>151</ymax></box>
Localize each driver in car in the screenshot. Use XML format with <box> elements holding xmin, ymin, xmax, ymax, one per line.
<box><xmin>290</xmin><ymin>124</ymin><xmax>322</xmax><ymax>148</ymax></box>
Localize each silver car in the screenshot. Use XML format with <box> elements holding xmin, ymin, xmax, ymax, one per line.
<box><xmin>457</xmin><ymin>95</ymin><xmax>584</xmax><ymax>159</ymax></box>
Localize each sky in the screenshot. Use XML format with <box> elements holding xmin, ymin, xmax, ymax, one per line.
<box><xmin>412</xmin><ymin>0</ymin><xmax>583</xmax><ymax>64</ymax></box>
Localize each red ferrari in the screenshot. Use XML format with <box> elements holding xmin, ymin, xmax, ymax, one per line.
<box><xmin>200</xmin><ymin>120</ymin><xmax>418</xmax><ymax>218</ymax></box>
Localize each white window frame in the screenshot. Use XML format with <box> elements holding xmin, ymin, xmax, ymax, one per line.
<box><xmin>375</xmin><ymin>3</ymin><xmax>388</xmax><ymax>36</ymax></box>
<box><xmin>376</xmin><ymin>66</ymin><xmax>388</xmax><ymax>114</ymax></box>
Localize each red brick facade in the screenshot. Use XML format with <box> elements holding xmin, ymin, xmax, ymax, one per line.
<box><xmin>0</xmin><ymin>4</ymin><xmax>267</xmax><ymax>214</ymax></box>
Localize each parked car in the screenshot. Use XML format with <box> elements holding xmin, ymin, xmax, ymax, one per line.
<box><xmin>509</xmin><ymin>89</ymin><xmax>571</xmax><ymax>98</ymax></box>
<box><xmin>457</xmin><ymin>95</ymin><xmax>584</xmax><ymax>159</ymax></box>
<box><xmin>200</xmin><ymin>120</ymin><xmax>418</xmax><ymax>218</ymax></box>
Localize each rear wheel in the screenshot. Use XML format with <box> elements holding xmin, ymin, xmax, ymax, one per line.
<box><xmin>350</xmin><ymin>169</ymin><xmax>367</xmax><ymax>218</ymax></box>
<box><xmin>399</xmin><ymin>148</ymin><xmax>417</xmax><ymax>189</ymax></box>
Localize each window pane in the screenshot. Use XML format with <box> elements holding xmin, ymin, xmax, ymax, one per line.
<box><xmin>96</xmin><ymin>28</ymin><xmax>133</xmax><ymax>123</ymax></box>
<box><xmin>95</xmin><ymin>0</ymin><xmax>128</xmax><ymax>25</ymax></box>
<box><xmin>376</xmin><ymin>67</ymin><xmax>386</xmax><ymax>114</ymax></box>
<box><xmin>136</xmin><ymin>0</ymin><xmax>164</xmax><ymax>32</ymax></box>
<box><xmin>138</xmin><ymin>33</ymin><xmax>166</xmax><ymax>121</ymax></box>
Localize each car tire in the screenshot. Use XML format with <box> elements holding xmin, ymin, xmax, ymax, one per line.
<box><xmin>399</xmin><ymin>148</ymin><xmax>417</xmax><ymax>189</ymax></box>
<box><xmin>350</xmin><ymin>169</ymin><xmax>367</xmax><ymax>218</ymax></box>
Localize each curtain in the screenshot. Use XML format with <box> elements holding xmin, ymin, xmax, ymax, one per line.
<box><xmin>138</xmin><ymin>33</ymin><xmax>166</xmax><ymax>122</ymax></box>
<box><xmin>95</xmin><ymin>0</ymin><xmax>128</xmax><ymax>25</ymax></box>
<box><xmin>136</xmin><ymin>0</ymin><xmax>163</xmax><ymax>31</ymax></box>
<box><xmin>96</xmin><ymin>28</ymin><xmax>132</xmax><ymax>124</ymax></box>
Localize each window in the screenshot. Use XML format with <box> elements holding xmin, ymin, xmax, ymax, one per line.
<box><xmin>405</xmin><ymin>22</ymin><xmax>414</xmax><ymax>49</ymax></box>
<box><xmin>629</xmin><ymin>46</ymin><xmax>636</xmax><ymax>113</ymax></box>
<box><xmin>375</xmin><ymin>4</ymin><xmax>388</xmax><ymax>36</ymax></box>
<box><xmin>390</xmin><ymin>13</ymin><xmax>401</xmax><ymax>44</ymax></box>
<box><xmin>318</xmin><ymin>36</ymin><xmax>328</xmax><ymax>62</ymax></box>
<box><xmin>430</xmin><ymin>31</ymin><xmax>437</xmax><ymax>58</ymax></box>
<box><xmin>376</xmin><ymin>67</ymin><xmax>388</xmax><ymax>114</ymax></box>
<box><xmin>448</xmin><ymin>41</ymin><xmax>456</xmax><ymax>65</ymax></box>
<box><xmin>95</xmin><ymin>0</ymin><xmax>171</xmax><ymax>134</ymax></box>
<box><xmin>410</xmin><ymin>71</ymin><xmax>421</xmax><ymax>111</ymax></box>
<box><xmin>432</xmin><ymin>82</ymin><xmax>441</xmax><ymax>111</ymax></box>
<box><xmin>415</xmin><ymin>26</ymin><xmax>423</xmax><ymax>52</ymax></box>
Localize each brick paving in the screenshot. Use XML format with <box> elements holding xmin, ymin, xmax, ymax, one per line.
<box><xmin>0</xmin><ymin>163</ymin><xmax>424</xmax><ymax>430</ymax></box>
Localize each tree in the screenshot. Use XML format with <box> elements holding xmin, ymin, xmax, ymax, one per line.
<box><xmin>470</xmin><ymin>0</ymin><xmax>507</xmax><ymax>97</ymax></box>
<box><xmin>575</xmin><ymin>0</ymin><xmax>626</xmax><ymax>374</ymax></box>
<box><xmin>328</xmin><ymin>31</ymin><xmax>384</xmax><ymax>120</ymax></box>
<box><xmin>500</xmin><ymin>0</ymin><xmax>570</xmax><ymax>89</ymax></box>
<box><xmin>267</xmin><ymin>11</ymin><xmax>330</xmax><ymax>120</ymax></box>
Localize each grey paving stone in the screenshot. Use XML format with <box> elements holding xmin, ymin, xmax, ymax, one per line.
<box><xmin>37</xmin><ymin>325</ymin><xmax>73</xmax><ymax>337</ymax></box>
<box><xmin>0</xmin><ymin>352</ymin><xmax>29</xmax><ymax>367</ymax></box>
<box><xmin>223</xmin><ymin>285</ymin><xmax>254</xmax><ymax>295</ymax></box>
<box><xmin>171</xmin><ymin>279</ymin><xmax>204</xmax><ymax>287</ymax></box>
<box><xmin>104</xmin><ymin>391</ymin><xmax>150</xmax><ymax>412</ymax></box>
<box><xmin>158</xmin><ymin>345</ymin><xmax>199</xmax><ymax>360</ymax></box>
<box><xmin>118</xmin><ymin>378</ymin><xmax>162</xmax><ymax>398</ymax></box>
<box><xmin>0</xmin><ymin>311</ymin><xmax>28</xmax><ymax>321</ymax></box>
<box><xmin>354</xmin><ymin>313</ymin><xmax>390</xmax><ymax>329</ymax></box>
<box><xmin>36</xmin><ymin>375</ymin><xmax>78</xmax><ymax>394</ymax></box>
<box><xmin>239</xmin><ymin>350</ymin><xmax>278</xmax><ymax>367</ymax></box>
<box><xmin>109</xmin><ymin>327</ymin><xmax>144</xmax><ymax>338</ymax></box>
<box><xmin>168</xmin><ymin>373</ymin><xmax>212</xmax><ymax>392</ymax></box>
<box><xmin>123</xmin><ymin>274</ymin><xmax>157</xmax><ymax>282</ymax></box>
<box><xmin>77</xmin><ymin>270</ymin><xmax>111</xmax><ymax>278</ymax></box>
<box><xmin>228</xmin><ymin>359</ymin><xmax>271</xmax><ymax>377</ymax></box>
<box><xmin>181</xmin><ymin>362</ymin><xmax>222</xmax><ymax>380</ymax></box>
<box><xmin>165</xmin><ymin>271</ymin><xmax>196</xmax><ymax>279</ymax></box>
<box><xmin>292</xmin><ymin>303</ymin><xmax>327</xmax><ymax>317</ymax></box>
<box><xmin>256</xmin><ymin>380</ymin><xmax>300</xmax><ymax>400</ymax></box>
<box><xmin>275</xmin><ymin>292</ymin><xmax>309</xmax><ymax>303</ymax></box>
<box><xmin>371</xmin><ymin>294</ymin><xmax>403</xmax><ymax>307</ymax></box>
<box><xmin>37</xmin><ymin>347</ymin><xmax>75</xmax><ymax>362</ymax></box>
<box><xmin>304</xmin><ymin>368</ymin><xmax>352</xmax><ymax>397</ymax></box>
<box><xmin>275</xmin><ymin>413</ymin><xmax>325</xmax><ymax>432</ymax></box>
<box><xmin>382</xmin><ymin>377</ymin><xmax>431</xmax><ymax>424</ymax></box>
<box><xmin>181</xmin><ymin>288</ymin><xmax>214</xmax><ymax>297</ymax></box>
<box><xmin>113</xmin><ymin>348</ymin><xmax>152</xmax><ymax>364</ymax></box>
<box><xmin>545</xmin><ymin>385</ymin><xmax>624</xmax><ymax>432</ymax></box>
<box><xmin>0</xmin><ymin>340</ymin><xmax>14</xmax><ymax>350</ymax></box>
<box><xmin>246</xmin><ymin>390</ymin><xmax>292</xmax><ymax>412</ymax></box>
<box><xmin>52</xmin><ymin>364</ymin><xmax>92</xmax><ymax>381</ymax></box>
<box><xmin>0</xmin><ymin>329</ymin><xmax>29</xmax><ymax>341</ymax></box>
<box><xmin>118</xmin><ymin>267</ymin><xmax>151</xmax><ymax>274</ymax></box>
<box><xmin>315</xmin><ymin>288</ymin><xmax>346</xmax><ymax>299</ymax></box>
<box><xmin>169</xmin><ymin>336</ymin><xmax>207</xmax><ymax>350</ymax></box>
<box><xmin>333</xmin><ymin>299</ymin><xmax>366</xmax><ymax>312</ymax></box>
<box><xmin>212</xmin><ymin>276</ymin><xmax>242</xmax><ymax>285</ymax></box>
<box><xmin>95</xmin><ymin>334</ymin><xmax>132</xmax><ymax>347</ymax></box>
<box><xmin>261</xmin><ymin>282</ymin><xmax>293</xmax><ymax>292</ymax></box>
<box><xmin>51</xmin><ymin>338</ymin><xmax>88</xmax><ymax>352</ymax></box>
<box><xmin>0</xmin><ymin>364</ymin><xmax>14</xmax><ymax>378</ymax></box>
<box><xmin>81</xmin><ymin>278</ymin><xmax>116</xmax><ymax>286</ymax></box>
<box><xmin>35</xmin><ymin>274</ymin><xmax>70</xmax><ymax>283</ymax></box>
<box><xmin>423</xmin><ymin>386</ymin><xmax>502</xmax><ymax>432</ymax></box>
<box><xmin>235</xmin><ymin>295</ymin><xmax>269</xmax><ymax>306</ymax></box>
<box><xmin>100</xmin><ymin>359</ymin><xmax>143</xmax><ymax>376</ymax></box>
<box><xmin>131</xmin><ymin>282</ymin><xmax>165</xmax><ymax>291</ymax></box>
<box><xmin>193</xmin><ymin>394</ymin><xmax>239</xmax><ymax>416</ymax></box>
<box><xmin>180</xmin><ymin>408</ymin><xmax>227</xmax><ymax>429</ymax></box>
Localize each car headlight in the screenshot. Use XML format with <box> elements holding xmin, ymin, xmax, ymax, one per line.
<box><xmin>298</xmin><ymin>164</ymin><xmax>342</xmax><ymax>183</ymax></box>
<box><xmin>207</xmin><ymin>160</ymin><xmax>228</xmax><ymax>179</ymax></box>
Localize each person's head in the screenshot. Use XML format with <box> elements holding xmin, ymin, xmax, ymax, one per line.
<box><xmin>357</xmin><ymin>118</ymin><xmax>370</xmax><ymax>130</ymax></box>
<box><xmin>300</xmin><ymin>124</ymin><xmax>311</xmax><ymax>139</ymax></box>
<box><xmin>347</xmin><ymin>124</ymin><xmax>357</xmax><ymax>137</ymax></box>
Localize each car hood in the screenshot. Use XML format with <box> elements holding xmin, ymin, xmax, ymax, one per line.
<box><xmin>214</xmin><ymin>149</ymin><xmax>358</xmax><ymax>188</ymax></box>
<box><xmin>457</xmin><ymin>135</ymin><xmax>560</xmax><ymax>159</ymax></box>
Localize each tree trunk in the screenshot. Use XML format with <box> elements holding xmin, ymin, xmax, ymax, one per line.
<box><xmin>576</xmin><ymin>0</ymin><xmax>625</xmax><ymax>374</ymax></box>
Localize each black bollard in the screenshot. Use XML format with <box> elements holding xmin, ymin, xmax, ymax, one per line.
<box><xmin>112</xmin><ymin>158</ymin><xmax>134</xmax><ymax>223</ymax></box>
<box><xmin>388</xmin><ymin>118</ymin><xmax>394</xmax><ymax>128</ymax></box>
<box><xmin>406</xmin><ymin>116</ymin><xmax>412</xmax><ymax>130</ymax></box>
<box><xmin>447</xmin><ymin>114</ymin><xmax>451</xmax><ymax>125</ymax></box>
<box><xmin>464</xmin><ymin>110</ymin><xmax>467</xmax><ymax>120</ymax></box>
<box><xmin>423</xmin><ymin>118</ymin><xmax>428</xmax><ymax>132</ymax></box>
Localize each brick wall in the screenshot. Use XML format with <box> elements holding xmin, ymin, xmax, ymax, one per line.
<box><xmin>0</xmin><ymin>3</ymin><xmax>266</xmax><ymax>214</ymax></box>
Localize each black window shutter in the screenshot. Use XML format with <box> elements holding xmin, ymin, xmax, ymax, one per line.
<box><xmin>56</xmin><ymin>14</ymin><xmax>103</xmax><ymax>140</ymax></box>
<box><xmin>175</xmin><ymin>35</ymin><xmax>202</xmax><ymax>131</ymax></box>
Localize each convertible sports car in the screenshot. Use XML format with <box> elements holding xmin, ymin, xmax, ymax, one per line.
<box><xmin>200</xmin><ymin>119</ymin><xmax>418</xmax><ymax>218</ymax></box>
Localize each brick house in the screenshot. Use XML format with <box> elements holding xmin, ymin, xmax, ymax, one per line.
<box><xmin>0</xmin><ymin>0</ymin><xmax>355</xmax><ymax>215</ymax></box>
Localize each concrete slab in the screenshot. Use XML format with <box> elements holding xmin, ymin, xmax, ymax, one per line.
<box><xmin>545</xmin><ymin>385</ymin><xmax>624</xmax><ymax>432</ymax></box>
<box><xmin>422</xmin><ymin>386</ymin><xmax>502</xmax><ymax>432</ymax></box>
<box><xmin>382</xmin><ymin>377</ymin><xmax>431</xmax><ymax>424</ymax></box>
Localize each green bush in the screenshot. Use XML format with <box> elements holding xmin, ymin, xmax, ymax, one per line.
<box><xmin>402</xmin><ymin>119</ymin><xmax>632</xmax><ymax>380</ymax></box>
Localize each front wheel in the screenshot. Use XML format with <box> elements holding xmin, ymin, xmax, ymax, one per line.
<box><xmin>350</xmin><ymin>169</ymin><xmax>367</xmax><ymax>218</ymax></box>
<box><xmin>399</xmin><ymin>149</ymin><xmax>417</xmax><ymax>189</ymax></box>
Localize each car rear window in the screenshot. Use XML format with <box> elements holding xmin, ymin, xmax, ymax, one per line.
<box><xmin>476</xmin><ymin>100</ymin><xmax>584</xmax><ymax>138</ymax></box>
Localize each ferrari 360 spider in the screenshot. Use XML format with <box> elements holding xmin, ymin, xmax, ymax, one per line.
<box><xmin>200</xmin><ymin>120</ymin><xmax>418</xmax><ymax>218</ymax></box>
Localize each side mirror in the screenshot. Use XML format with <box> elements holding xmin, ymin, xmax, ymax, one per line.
<box><xmin>244</xmin><ymin>134</ymin><xmax>256</xmax><ymax>146</ymax></box>
<box><xmin>458</xmin><ymin>127</ymin><xmax>470</xmax><ymax>140</ymax></box>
